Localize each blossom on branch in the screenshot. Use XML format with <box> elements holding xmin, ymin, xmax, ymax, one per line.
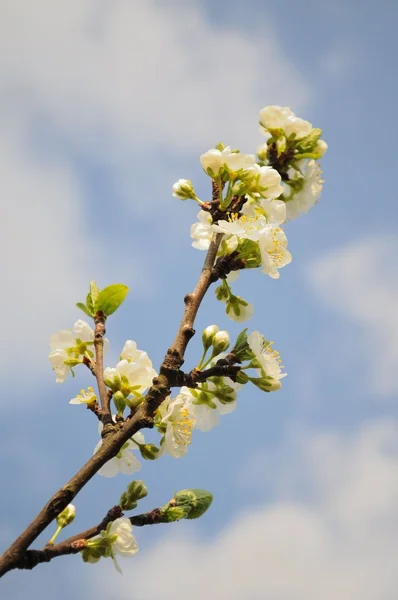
<box><xmin>49</xmin><ymin>319</ymin><xmax>108</xmax><ymax>383</ymax></box>
<box><xmin>94</xmin><ymin>421</ymin><xmax>144</xmax><ymax>478</ymax></box>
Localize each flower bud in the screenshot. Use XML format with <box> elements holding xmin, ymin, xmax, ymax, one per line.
<box><xmin>56</xmin><ymin>504</ymin><xmax>76</xmax><ymax>528</ymax></box>
<box><xmin>172</xmin><ymin>178</ymin><xmax>198</xmax><ymax>201</ymax></box>
<box><xmin>212</xmin><ymin>330</ymin><xmax>230</xmax><ymax>354</ymax></box>
<box><xmin>202</xmin><ymin>325</ymin><xmax>219</xmax><ymax>351</ymax></box>
<box><xmin>315</xmin><ymin>139</ymin><xmax>328</xmax><ymax>157</ymax></box>
<box><xmin>120</xmin><ymin>480</ymin><xmax>148</xmax><ymax>510</ymax></box>
<box><xmin>113</xmin><ymin>391</ymin><xmax>126</xmax><ymax>416</ymax></box>
<box><xmin>139</xmin><ymin>444</ymin><xmax>160</xmax><ymax>460</ymax></box>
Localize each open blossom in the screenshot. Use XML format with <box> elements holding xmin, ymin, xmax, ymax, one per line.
<box><xmin>87</xmin><ymin>517</ymin><xmax>138</xmax><ymax>574</ymax></box>
<box><xmin>104</xmin><ymin>345</ymin><xmax>156</xmax><ymax>396</ymax></box>
<box><xmin>179</xmin><ymin>380</ymin><xmax>239</xmax><ymax>432</ymax></box>
<box><xmin>284</xmin><ymin>160</ymin><xmax>324</xmax><ymax>220</ymax></box>
<box><xmin>69</xmin><ymin>386</ymin><xmax>97</xmax><ymax>406</ymax></box>
<box><xmin>212</xmin><ymin>214</ymin><xmax>268</xmax><ymax>242</ymax></box>
<box><xmin>247</xmin><ymin>331</ymin><xmax>286</xmax><ymax>390</ymax></box>
<box><xmin>258</xmin><ymin>225</ymin><xmax>292</xmax><ymax>279</ymax></box>
<box><xmin>190</xmin><ymin>210</ymin><xmax>213</xmax><ymax>250</ymax></box>
<box><xmin>226</xmin><ymin>297</ymin><xmax>254</xmax><ymax>323</ymax></box>
<box><xmin>49</xmin><ymin>320</ymin><xmax>107</xmax><ymax>383</ymax></box>
<box><xmin>120</xmin><ymin>340</ymin><xmax>154</xmax><ymax>371</ymax></box>
<box><xmin>243</xmin><ymin>164</ymin><xmax>284</xmax><ymax>199</ymax></box>
<box><xmin>259</xmin><ymin>105</ymin><xmax>294</xmax><ymax>131</ymax></box>
<box><xmin>200</xmin><ymin>146</ymin><xmax>255</xmax><ymax>177</ymax></box>
<box><xmin>94</xmin><ymin>421</ymin><xmax>144</xmax><ymax>477</ymax></box>
<box><xmin>159</xmin><ymin>395</ymin><xmax>195</xmax><ymax>458</ymax></box>
<box><xmin>242</xmin><ymin>197</ymin><xmax>286</xmax><ymax>225</ymax></box>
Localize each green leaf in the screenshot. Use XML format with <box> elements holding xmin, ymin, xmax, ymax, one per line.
<box><xmin>76</xmin><ymin>302</ymin><xmax>93</xmax><ymax>318</ymax></box>
<box><xmin>95</xmin><ymin>284</ymin><xmax>129</xmax><ymax>316</ymax></box>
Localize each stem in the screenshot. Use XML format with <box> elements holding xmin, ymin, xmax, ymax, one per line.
<box><xmin>47</xmin><ymin>526</ymin><xmax>62</xmax><ymax>546</ymax></box>
<box><xmin>0</xmin><ymin>232</ymin><xmax>223</xmax><ymax>577</ymax></box>
<box><xmin>93</xmin><ymin>312</ymin><xmax>112</xmax><ymax>425</ymax></box>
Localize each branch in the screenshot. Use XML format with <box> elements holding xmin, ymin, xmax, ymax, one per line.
<box><xmin>0</xmin><ymin>232</ymin><xmax>223</xmax><ymax>577</ymax></box>
<box><xmin>93</xmin><ymin>312</ymin><xmax>112</xmax><ymax>425</ymax></box>
<box><xmin>11</xmin><ymin>506</ymin><xmax>164</xmax><ymax>571</ymax></box>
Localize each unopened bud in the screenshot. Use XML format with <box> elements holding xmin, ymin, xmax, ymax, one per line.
<box><xmin>202</xmin><ymin>325</ymin><xmax>219</xmax><ymax>351</ymax></box>
<box><xmin>212</xmin><ymin>330</ymin><xmax>230</xmax><ymax>354</ymax></box>
<box><xmin>56</xmin><ymin>504</ymin><xmax>76</xmax><ymax>528</ymax></box>
<box><xmin>113</xmin><ymin>391</ymin><xmax>126</xmax><ymax>415</ymax></box>
<box><xmin>172</xmin><ymin>178</ymin><xmax>198</xmax><ymax>201</ymax></box>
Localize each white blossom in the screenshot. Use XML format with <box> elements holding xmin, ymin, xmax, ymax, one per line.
<box><xmin>49</xmin><ymin>319</ymin><xmax>101</xmax><ymax>383</ymax></box>
<box><xmin>69</xmin><ymin>386</ymin><xmax>97</xmax><ymax>405</ymax></box>
<box><xmin>284</xmin><ymin>116</ymin><xmax>313</xmax><ymax>139</ymax></box>
<box><xmin>247</xmin><ymin>331</ymin><xmax>287</xmax><ymax>390</ymax></box>
<box><xmin>104</xmin><ymin>353</ymin><xmax>156</xmax><ymax>396</ymax></box>
<box><xmin>285</xmin><ymin>160</ymin><xmax>323</xmax><ymax>220</ymax></box>
<box><xmin>258</xmin><ymin>225</ymin><xmax>292</xmax><ymax>279</ymax></box>
<box><xmin>159</xmin><ymin>395</ymin><xmax>195</xmax><ymax>458</ymax></box>
<box><xmin>212</xmin><ymin>214</ymin><xmax>268</xmax><ymax>241</ymax></box>
<box><xmin>120</xmin><ymin>340</ymin><xmax>154</xmax><ymax>371</ymax></box>
<box><xmin>190</xmin><ymin>210</ymin><xmax>213</xmax><ymax>250</ymax></box>
<box><xmin>180</xmin><ymin>381</ymin><xmax>239</xmax><ymax>432</ymax></box>
<box><xmin>226</xmin><ymin>298</ymin><xmax>254</xmax><ymax>322</ymax></box>
<box><xmin>243</xmin><ymin>164</ymin><xmax>284</xmax><ymax>199</ymax></box>
<box><xmin>259</xmin><ymin>105</ymin><xmax>294</xmax><ymax>131</ymax></box>
<box><xmin>242</xmin><ymin>196</ymin><xmax>286</xmax><ymax>225</ymax></box>
<box><xmin>108</xmin><ymin>517</ymin><xmax>139</xmax><ymax>573</ymax></box>
<box><xmin>94</xmin><ymin>423</ymin><xmax>144</xmax><ymax>478</ymax></box>
<box><xmin>200</xmin><ymin>146</ymin><xmax>254</xmax><ymax>177</ymax></box>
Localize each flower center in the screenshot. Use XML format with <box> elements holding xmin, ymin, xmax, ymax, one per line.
<box><xmin>173</xmin><ymin>408</ymin><xmax>194</xmax><ymax>447</ymax></box>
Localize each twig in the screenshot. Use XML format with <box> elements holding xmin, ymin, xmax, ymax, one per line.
<box><xmin>93</xmin><ymin>312</ymin><xmax>112</xmax><ymax>426</ymax></box>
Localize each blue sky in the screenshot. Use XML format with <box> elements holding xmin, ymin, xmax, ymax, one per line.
<box><xmin>1</xmin><ymin>1</ymin><xmax>398</xmax><ymax>598</ymax></box>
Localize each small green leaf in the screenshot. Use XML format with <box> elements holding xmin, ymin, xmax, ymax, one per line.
<box><xmin>76</xmin><ymin>302</ymin><xmax>93</xmax><ymax>318</ymax></box>
<box><xmin>95</xmin><ymin>284</ymin><xmax>129</xmax><ymax>316</ymax></box>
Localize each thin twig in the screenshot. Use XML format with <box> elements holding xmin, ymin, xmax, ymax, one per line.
<box><xmin>93</xmin><ymin>312</ymin><xmax>112</xmax><ymax>425</ymax></box>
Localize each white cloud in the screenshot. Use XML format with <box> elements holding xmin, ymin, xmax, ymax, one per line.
<box><xmin>0</xmin><ymin>0</ymin><xmax>311</xmax><ymax>387</ymax></box>
<box><xmin>88</xmin><ymin>419</ymin><xmax>398</xmax><ymax>600</ymax></box>
<box><xmin>306</xmin><ymin>235</ymin><xmax>398</xmax><ymax>396</ymax></box>
<box><xmin>0</xmin><ymin>0</ymin><xmax>310</xmax><ymax>158</ymax></box>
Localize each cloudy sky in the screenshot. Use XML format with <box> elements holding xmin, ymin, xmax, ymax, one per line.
<box><xmin>1</xmin><ymin>1</ymin><xmax>398</xmax><ymax>598</ymax></box>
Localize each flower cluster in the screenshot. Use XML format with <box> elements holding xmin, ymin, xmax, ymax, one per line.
<box><xmin>258</xmin><ymin>105</ymin><xmax>326</xmax><ymax>220</ymax></box>
<box><xmin>104</xmin><ymin>340</ymin><xmax>157</xmax><ymax>414</ymax></box>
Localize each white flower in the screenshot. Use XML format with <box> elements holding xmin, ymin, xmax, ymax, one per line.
<box><xmin>243</xmin><ymin>164</ymin><xmax>284</xmax><ymax>199</ymax></box>
<box><xmin>284</xmin><ymin>116</ymin><xmax>312</xmax><ymax>139</ymax></box>
<box><xmin>159</xmin><ymin>395</ymin><xmax>195</xmax><ymax>458</ymax></box>
<box><xmin>258</xmin><ymin>225</ymin><xmax>292</xmax><ymax>279</ymax></box>
<box><xmin>94</xmin><ymin>422</ymin><xmax>144</xmax><ymax>478</ymax></box>
<box><xmin>120</xmin><ymin>340</ymin><xmax>154</xmax><ymax>371</ymax></box>
<box><xmin>223</xmin><ymin>151</ymin><xmax>255</xmax><ymax>173</ymax></box>
<box><xmin>108</xmin><ymin>517</ymin><xmax>139</xmax><ymax>573</ymax></box>
<box><xmin>200</xmin><ymin>148</ymin><xmax>225</xmax><ymax>176</ymax></box>
<box><xmin>104</xmin><ymin>355</ymin><xmax>156</xmax><ymax>396</ymax></box>
<box><xmin>69</xmin><ymin>386</ymin><xmax>97</xmax><ymax>405</ymax></box>
<box><xmin>285</xmin><ymin>160</ymin><xmax>323</xmax><ymax>220</ymax></box>
<box><xmin>190</xmin><ymin>210</ymin><xmax>213</xmax><ymax>250</ymax></box>
<box><xmin>247</xmin><ymin>331</ymin><xmax>286</xmax><ymax>390</ymax></box>
<box><xmin>259</xmin><ymin>105</ymin><xmax>294</xmax><ymax>131</ymax></box>
<box><xmin>48</xmin><ymin>319</ymin><xmax>98</xmax><ymax>383</ymax></box>
<box><xmin>200</xmin><ymin>146</ymin><xmax>255</xmax><ymax>177</ymax></box>
<box><xmin>180</xmin><ymin>380</ymin><xmax>239</xmax><ymax>432</ymax></box>
<box><xmin>226</xmin><ymin>298</ymin><xmax>254</xmax><ymax>322</ymax></box>
<box><xmin>212</xmin><ymin>214</ymin><xmax>268</xmax><ymax>241</ymax></box>
<box><xmin>315</xmin><ymin>139</ymin><xmax>328</xmax><ymax>157</ymax></box>
<box><xmin>242</xmin><ymin>197</ymin><xmax>286</xmax><ymax>225</ymax></box>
